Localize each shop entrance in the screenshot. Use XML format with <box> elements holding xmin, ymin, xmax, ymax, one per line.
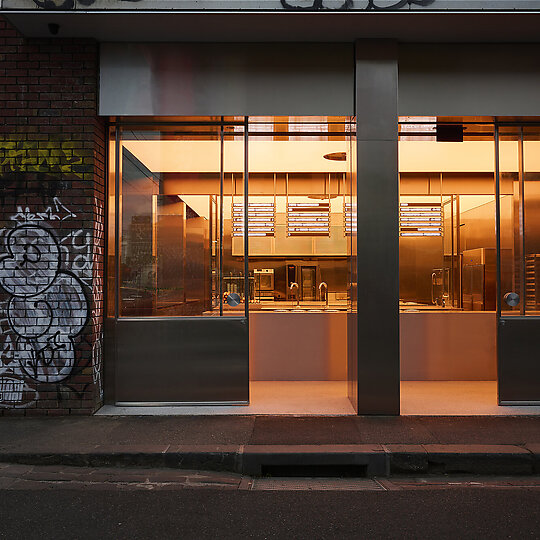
<box><xmin>107</xmin><ymin>117</ymin><xmax>357</xmax><ymax>413</ymax></box>
<box><xmin>497</xmin><ymin>124</ymin><xmax>540</xmax><ymax>406</ymax></box>
<box><xmin>399</xmin><ymin>118</ymin><xmax>540</xmax><ymax>414</ymax></box>
<box><xmin>246</xmin><ymin>117</ymin><xmax>356</xmax><ymax>414</ymax></box>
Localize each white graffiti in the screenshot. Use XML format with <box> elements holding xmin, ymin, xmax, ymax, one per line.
<box><xmin>59</xmin><ymin>229</ymin><xmax>93</xmax><ymax>285</ymax></box>
<box><xmin>0</xmin><ymin>224</ymin><xmax>88</xmax><ymax>384</ymax></box>
<box><xmin>10</xmin><ymin>197</ymin><xmax>77</xmax><ymax>225</ymax></box>
<box><xmin>92</xmin><ymin>198</ymin><xmax>104</xmax><ymax>400</ymax></box>
<box><xmin>0</xmin><ymin>372</ymin><xmax>39</xmax><ymax>408</ymax></box>
<box><xmin>92</xmin><ymin>335</ymin><xmax>103</xmax><ymax>400</ymax></box>
<box><xmin>0</xmin><ymin>376</ymin><xmax>24</xmax><ymax>402</ymax></box>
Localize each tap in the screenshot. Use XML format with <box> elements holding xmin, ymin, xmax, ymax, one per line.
<box><xmin>289</xmin><ymin>282</ymin><xmax>299</xmax><ymax>307</ymax></box>
<box><xmin>319</xmin><ymin>281</ymin><xmax>328</xmax><ymax>308</ymax></box>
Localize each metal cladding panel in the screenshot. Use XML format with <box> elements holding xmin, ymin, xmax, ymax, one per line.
<box><xmin>115</xmin><ymin>318</ymin><xmax>249</xmax><ymax>403</ymax></box>
<box><xmin>100</xmin><ymin>43</ymin><xmax>354</xmax><ymax>116</ymax></box>
<box><xmin>399</xmin><ymin>43</ymin><xmax>540</xmax><ymax>116</ymax></box>
<box><xmin>355</xmin><ymin>41</ymin><xmax>400</xmax><ymax>415</ymax></box>
<box><xmin>498</xmin><ymin>317</ymin><xmax>540</xmax><ymax>403</ymax></box>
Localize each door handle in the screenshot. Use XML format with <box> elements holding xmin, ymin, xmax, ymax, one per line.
<box><xmin>503</xmin><ymin>292</ymin><xmax>520</xmax><ymax>307</ymax></box>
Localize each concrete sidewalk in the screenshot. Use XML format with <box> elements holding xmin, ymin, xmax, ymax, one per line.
<box><xmin>1</xmin><ymin>415</ymin><xmax>540</xmax><ymax>477</ymax></box>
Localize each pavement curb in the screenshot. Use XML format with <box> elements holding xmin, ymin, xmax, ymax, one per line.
<box><xmin>384</xmin><ymin>444</ymin><xmax>535</xmax><ymax>475</ymax></box>
<box><xmin>242</xmin><ymin>445</ymin><xmax>388</xmax><ymax>476</ymax></box>
<box><xmin>1</xmin><ymin>444</ymin><xmax>539</xmax><ymax>477</ymax></box>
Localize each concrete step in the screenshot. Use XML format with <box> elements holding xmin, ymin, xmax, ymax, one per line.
<box><xmin>0</xmin><ymin>443</ymin><xmax>538</xmax><ymax>476</ymax></box>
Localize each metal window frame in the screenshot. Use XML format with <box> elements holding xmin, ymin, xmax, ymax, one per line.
<box><xmin>111</xmin><ymin>118</ymin><xmax>249</xmax><ymax>322</ymax></box>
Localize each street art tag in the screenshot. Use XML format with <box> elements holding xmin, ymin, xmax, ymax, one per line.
<box><xmin>0</xmin><ymin>198</ymin><xmax>93</xmax><ymax>408</ymax></box>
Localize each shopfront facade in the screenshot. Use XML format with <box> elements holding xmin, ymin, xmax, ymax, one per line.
<box><xmin>1</xmin><ymin>2</ymin><xmax>540</xmax><ymax>415</ymax></box>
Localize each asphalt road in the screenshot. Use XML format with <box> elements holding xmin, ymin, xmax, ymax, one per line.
<box><xmin>1</xmin><ymin>489</ymin><xmax>539</xmax><ymax>539</ymax></box>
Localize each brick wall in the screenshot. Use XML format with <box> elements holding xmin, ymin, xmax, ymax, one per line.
<box><xmin>0</xmin><ymin>16</ymin><xmax>105</xmax><ymax>415</ymax></box>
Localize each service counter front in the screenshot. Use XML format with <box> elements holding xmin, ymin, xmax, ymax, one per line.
<box><xmin>400</xmin><ymin>311</ymin><xmax>497</xmax><ymax>381</ymax></box>
<box><xmin>249</xmin><ymin>311</ymin><xmax>347</xmax><ymax>381</ymax></box>
<box><xmin>248</xmin><ymin>309</ymin><xmax>497</xmax><ymax>384</ymax></box>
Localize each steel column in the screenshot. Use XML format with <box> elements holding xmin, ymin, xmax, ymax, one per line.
<box><xmin>355</xmin><ymin>40</ymin><xmax>400</xmax><ymax>415</ymax></box>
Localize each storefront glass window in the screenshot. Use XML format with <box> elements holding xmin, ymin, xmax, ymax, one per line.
<box><xmin>498</xmin><ymin>124</ymin><xmax>540</xmax><ymax>315</ymax></box>
<box><xmin>114</xmin><ymin>122</ymin><xmax>247</xmax><ymax>317</ymax></box>
<box><xmin>110</xmin><ymin>117</ymin><xmax>354</xmax><ymax>317</ymax></box>
<box><xmin>246</xmin><ymin>117</ymin><xmax>352</xmax><ymax>311</ymax></box>
<box><xmin>399</xmin><ymin>120</ymin><xmax>497</xmax><ymax>311</ymax></box>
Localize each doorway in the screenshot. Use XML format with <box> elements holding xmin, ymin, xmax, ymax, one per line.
<box><xmin>497</xmin><ymin>123</ymin><xmax>540</xmax><ymax>407</ymax></box>
<box><xmin>106</xmin><ymin>116</ymin><xmax>357</xmax><ymax>414</ymax></box>
<box><xmin>399</xmin><ymin>117</ymin><xmax>540</xmax><ymax>414</ymax></box>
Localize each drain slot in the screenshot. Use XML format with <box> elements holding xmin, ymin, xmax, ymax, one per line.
<box><xmin>260</xmin><ymin>464</ymin><xmax>367</xmax><ymax>478</ymax></box>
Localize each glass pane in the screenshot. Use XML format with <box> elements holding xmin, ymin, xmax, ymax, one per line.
<box><xmin>246</xmin><ymin>117</ymin><xmax>351</xmax><ymax>312</ymax></box>
<box><xmin>498</xmin><ymin>126</ymin><xmax>522</xmax><ymax>315</ymax></box>
<box><xmin>347</xmin><ymin>116</ymin><xmax>357</xmax><ymax>406</ymax></box>
<box><xmin>116</xmin><ymin>123</ymin><xmax>245</xmax><ymax>317</ymax></box>
<box><xmin>107</xmin><ymin>127</ymin><xmax>117</xmax><ymax>318</ymax></box>
<box><xmin>223</xmin><ymin>130</ymin><xmax>246</xmax><ymax>314</ymax></box>
<box><xmin>399</xmin><ymin>120</ymin><xmax>496</xmax><ymax>312</ymax></box>
<box><xmin>523</xmin><ymin>125</ymin><xmax>540</xmax><ymax>315</ymax></box>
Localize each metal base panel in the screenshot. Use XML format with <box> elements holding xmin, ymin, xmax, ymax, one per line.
<box><xmin>115</xmin><ymin>401</ymin><xmax>249</xmax><ymax>407</ymax></box>
<box><xmin>114</xmin><ymin>317</ymin><xmax>249</xmax><ymax>403</ymax></box>
<box><xmin>498</xmin><ymin>317</ymin><xmax>540</xmax><ymax>403</ymax></box>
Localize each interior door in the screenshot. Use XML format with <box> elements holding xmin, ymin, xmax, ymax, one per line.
<box><xmin>111</xmin><ymin>121</ymin><xmax>249</xmax><ymax>404</ymax></box>
<box><xmin>496</xmin><ymin>124</ymin><xmax>540</xmax><ymax>404</ymax></box>
<box><xmin>300</xmin><ymin>266</ymin><xmax>316</xmax><ymax>301</ymax></box>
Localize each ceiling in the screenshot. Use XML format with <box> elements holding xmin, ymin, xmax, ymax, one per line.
<box><xmin>6</xmin><ymin>11</ymin><xmax>540</xmax><ymax>42</ymax></box>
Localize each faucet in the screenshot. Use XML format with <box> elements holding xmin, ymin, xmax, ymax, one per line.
<box><xmin>289</xmin><ymin>282</ymin><xmax>300</xmax><ymax>307</ymax></box>
<box><xmin>319</xmin><ymin>281</ymin><xmax>328</xmax><ymax>308</ymax></box>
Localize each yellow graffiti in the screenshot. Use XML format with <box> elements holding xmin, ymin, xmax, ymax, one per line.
<box><xmin>0</xmin><ymin>138</ymin><xmax>90</xmax><ymax>178</ymax></box>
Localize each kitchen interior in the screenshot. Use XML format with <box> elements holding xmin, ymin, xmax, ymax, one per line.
<box><xmin>118</xmin><ymin>117</ymin><xmax>356</xmax><ymax>414</ymax></box>
<box><xmin>399</xmin><ymin>118</ymin><xmax>540</xmax><ymax>414</ymax></box>
<box><xmin>116</xmin><ymin>115</ymin><xmax>540</xmax><ymax>414</ymax></box>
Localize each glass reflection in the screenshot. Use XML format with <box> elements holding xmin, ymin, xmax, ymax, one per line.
<box><xmin>399</xmin><ymin>121</ymin><xmax>497</xmax><ymax>312</ymax></box>
<box><xmin>113</xmin><ymin>117</ymin><xmax>354</xmax><ymax>317</ymax></box>
<box><xmin>118</xmin><ymin>125</ymin><xmax>245</xmax><ymax>317</ymax></box>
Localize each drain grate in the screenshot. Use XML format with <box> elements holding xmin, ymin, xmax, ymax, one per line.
<box><xmin>251</xmin><ymin>477</ymin><xmax>385</xmax><ymax>491</ymax></box>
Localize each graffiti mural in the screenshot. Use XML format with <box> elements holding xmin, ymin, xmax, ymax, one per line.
<box><xmin>0</xmin><ymin>199</ymin><xmax>93</xmax><ymax>408</ymax></box>
<box><xmin>279</xmin><ymin>0</ymin><xmax>435</xmax><ymax>10</ymax></box>
<box><xmin>30</xmin><ymin>0</ymin><xmax>436</xmax><ymax>10</ymax></box>
<box><xmin>92</xmin><ymin>198</ymin><xmax>105</xmax><ymax>400</ymax></box>
<box><xmin>31</xmin><ymin>0</ymin><xmax>141</xmax><ymax>9</ymax></box>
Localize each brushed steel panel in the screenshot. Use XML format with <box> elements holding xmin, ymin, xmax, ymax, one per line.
<box><xmin>356</xmin><ymin>140</ymin><xmax>400</xmax><ymax>414</ymax></box>
<box><xmin>498</xmin><ymin>317</ymin><xmax>540</xmax><ymax>403</ymax></box>
<box><xmin>399</xmin><ymin>44</ymin><xmax>540</xmax><ymax>117</ymax></box>
<box><xmin>115</xmin><ymin>318</ymin><xmax>249</xmax><ymax>403</ymax></box>
<box><xmin>356</xmin><ymin>40</ymin><xmax>398</xmax><ymax>142</ymax></box>
<box><xmin>100</xmin><ymin>43</ymin><xmax>354</xmax><ymax>116</ymax></box>
<box><xmin>355</xmin><ymin>40</ymin><xmax>400</xmax><ymax>415</ymax></box>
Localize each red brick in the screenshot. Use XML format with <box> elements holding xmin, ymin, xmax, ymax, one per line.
<box><xmin>0</xmin><ymin>15</ymin><xmax>105</xmax><ymax>418</ymax></box>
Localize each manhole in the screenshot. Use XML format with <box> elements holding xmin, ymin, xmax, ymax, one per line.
<box><xmin>251</xmin><ymin>477</ymin><xmax>385</xmax><ymax>491</ymax></box>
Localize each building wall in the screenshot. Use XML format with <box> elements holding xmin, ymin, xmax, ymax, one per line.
<box><xmin>3</xmin><ymin>0</ymin><xmax>540</xmax><ymax>11</ymax></box>
<box><xmin>0</xmin><ymin>16</ymin><xmax>105</xmax><ymax>416</ymax></box>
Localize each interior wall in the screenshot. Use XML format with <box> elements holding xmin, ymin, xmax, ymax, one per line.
<box><xmin>460</xmin><ymin>199</ymin><xmax>496</xmax><ymax>253</ymax></box>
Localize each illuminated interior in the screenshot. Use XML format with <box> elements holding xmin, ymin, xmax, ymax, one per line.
<box><xmin>110</xmin><ymin>116</ymin><xmax>540</xmax><ymax>414</ymax></box>
<box><xmin>114</xmin><ymin>117</ymin><xmax>356</xmax><ymax>414</ymax></box>
<box><xmin>399</xmin><ymin>117</ymin><xmax>540</xmax><ymax>414</ymax></box>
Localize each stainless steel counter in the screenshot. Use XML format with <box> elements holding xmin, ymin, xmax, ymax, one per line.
<box><xmin>249</xmin><ymin>311</ymin><xmax>347</xmax><ymax>381</ymax></box>
<box><xmin>400</xmin><ymin>311</ymin><xmax>497</xmax><ymax>381</ymax></box>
